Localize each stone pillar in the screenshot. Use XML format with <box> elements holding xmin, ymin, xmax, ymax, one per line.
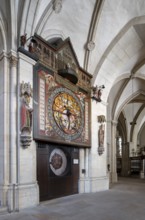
<box><xmin>7</xmin><ymin>52</ymin><xmax>19</xmax><ymax>212</ymax></box>
<box><xmin>17</xmin><ymin>52</ymin><xmax>39</xmax><ymax>210</ymax></box>
<box><xmin>79</xmin><ymin>148</ymin><xmax>90</xmax><ymax>193</ymax></box>
<box><xmin>110</xmin><ymin>120</ymin><xmax>118</xmax><ymax>183</ymax></box>
<box><xmin>79</xmin><ymin>148</ymin><xmax>85</xmax><ymax>193</ymax></box>
<box><xmin>0</xmin><ymin>51</ymin><xmax>10</xmax><ymax>210</ymax></box>
<box><xmin>121</xmin><ymin>142</ymin><xmax>129</xmax><ymax>176</ymax></box>
<box><xmin>140</xmin><ymin>159</ymin><xmax>145</xmax><ymax>179</ymax></box>
<box><xmin>87</xmin><ymin>100</ymin><xmax>109</xmax><ymax>192</ymax></box>
<box><xmin>8</xmin><ymin>53</ymin><xmax>17</xmax><ymax>212</ymax></box>
<box><xmin>84</xmin><ymin>148</ymin><xmax>90</xmax><ymax>192</ymax></box>
<box><xmin>79</xmin><ymin>93</ymin><xmax>109</xmax><ymax>193</ymax></box>
<box><xmin>9</xmin><ymin>54</ymin><xmax>17</xmax><ymax>184</ymax></box>
<box><xmin>106</xmin><ymin>119</ymin><xmax>112</xmax><ymax>184</ymax></box>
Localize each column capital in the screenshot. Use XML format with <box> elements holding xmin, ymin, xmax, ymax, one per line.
<box><xmin>0</xmin><ymin>50</ymin><xmax>7</xmax><ymax>61</ymax></box>
<box><xmin>111</xmin><ymin>120</ymin><xmax>118</xmax><ymax>126</ymax></box>
<box><xmin>8</xmin><ymin>50</ymin><xmax>18</xmax><ymax>67</ymax></box>
<box><xmin>9</xmin><ymin>55</ymin><xmax>17</xmax><ymax>67</ymax></box>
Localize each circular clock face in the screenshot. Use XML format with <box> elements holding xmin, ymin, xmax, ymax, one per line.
<box><xmin>49</xmin><ymin>148</ymin><xmax>67</xmax><ymax>176</ymax></box>
<box><xmin>48</xmin><ymin>87</ymin><xmax>84</xmax><ymax>141</ymax></box>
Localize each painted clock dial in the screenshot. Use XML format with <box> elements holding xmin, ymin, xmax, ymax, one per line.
<box><xmin>48</xmin><ymin>87</ymin><xmax>84</xmax><ymax>141</ymax></box>
<box><xmin>49</xmin><ymin>148</ymin><xmax>67</xmax><ymax>176</ymax></box>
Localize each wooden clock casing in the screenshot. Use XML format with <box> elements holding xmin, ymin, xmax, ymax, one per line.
<box><xmin>33</xmin><ymin>35</ymin><xmax>92</xmax><ymax>148</ymax></box>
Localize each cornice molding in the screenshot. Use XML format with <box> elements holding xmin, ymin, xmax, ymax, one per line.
<box><xmin>8</xmin><ymin>50</ymin><xmax>18</xmax><ymax>67</ymax></box>
<box><xmin>18</xmin><ymin>51</ymin><xmax>37</xmax><ymax>65</ymax></box>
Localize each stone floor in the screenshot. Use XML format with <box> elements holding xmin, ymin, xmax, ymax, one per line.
<box><xmin>0</xmin><ymin>177</ymin><xmax>145</xmax><ymax>220</ymax></box>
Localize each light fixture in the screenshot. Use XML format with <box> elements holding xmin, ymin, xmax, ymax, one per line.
<box><xmin>129</xmin><ymin>76</ymin><xmax>136</xmax><ymax>126</ymax></box>
<box><xmin>91</xmin><ymin>85</ymin><xmax>105</xmax><ymax>102</ymax></box>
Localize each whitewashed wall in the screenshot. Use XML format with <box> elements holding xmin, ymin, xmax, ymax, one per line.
<box><xmin>79</xmin><ymin>100</ymin><xmax>109</xmax><ymax>193</ymax></box>
<box><xmin>17</xmin><ymin>52</ymin><xmax>39</xmax><ymax>209</ymax></box>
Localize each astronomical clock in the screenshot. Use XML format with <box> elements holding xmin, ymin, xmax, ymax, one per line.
<box><xmin>33</xmin><ymin>34</ymin><xmax>92</xmax><ymax>148</ymax></box>
<box><xmin>48</xmin><ymin>87</ymin><xmax>84</xmax><ymax>141</ymax></box>
<box><xmin>19</xmin><ymin>33</ymin><xmax>92</xmax><ymax>200</ymax></box>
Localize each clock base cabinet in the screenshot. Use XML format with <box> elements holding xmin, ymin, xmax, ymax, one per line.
<box><xmin>37</xmin><ymin>142</ymin><xmax>79</xmax><ymax>201</ymax></box>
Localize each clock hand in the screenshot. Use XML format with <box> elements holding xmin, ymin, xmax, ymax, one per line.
<box><xmin>66</xmin><ymin>109</ymin><xmax>71</xmax><ymax>130</ymax></box>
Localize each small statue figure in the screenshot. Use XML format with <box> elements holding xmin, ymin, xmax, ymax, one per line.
<box><xmin>91</xmin><ymin>85</ymin><xmax>104</xmax><ymax>102</ymax></box>
<box><xmin>98</xmin><ymin>115</ymin><xmax>106</xmax><ymax>123</ymax></box>
<box><xmin>21</xmin><ymin>92</ymin><xmax>33</xmax><ymax>133</ymax></box>
<box><xmin>20</xmin><ymin>82</ymin><xmax>33</xmax><ymax>148</ymax></box>
<box><xmin>20</xmin><ymin>34</ymin><xmax>27</xmax><ymax>47</ymax></box>
<box><xmin>98</xmin><ymin>124</ymin><xmax>105</xmax><ymax>155</ymax></box>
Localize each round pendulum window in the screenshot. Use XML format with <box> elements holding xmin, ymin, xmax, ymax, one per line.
<box><xmin>49</xmin><ymin>148</ymin><xmax>67</xmax><ymax>176</ymax></box>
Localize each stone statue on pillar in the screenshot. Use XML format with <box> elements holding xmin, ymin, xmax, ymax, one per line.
<box><xmin>20</xmin><ymin>81</ymin><xmax>33</xmax><ymax>148</ymax></box>
<box><xmin>98</xmin><ymin>115</ymin><xmax>106</xmax><ymax>155</ymax></box>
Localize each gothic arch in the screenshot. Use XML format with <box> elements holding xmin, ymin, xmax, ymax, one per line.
<box><xmin>132</xmin><ymin>108</ymin><xmax>145</xmax><ymax>149</ymax></box>
<box><xmin>93</xmin><ymin>15</ymin><xmax>145</xmax><ymax>100</ymax></box>
<box><xmin>20</xmin><ymin>0</ymin><xmax>40</xmax><ymax>37</ymax></box>
<box><xmin>41</xmin><ymin>29</ymin><xmax>66</xmax><ymax>41</ymax></box>
<box><xmin>93</xmin><ymin>15</ymin><xmax>145</xmax><ymax>82</ymax></box>
<box><xmin>137</xmin><ymin>121</ymin><xmax>145</xmax><ymax>147</ymax></box>
<box><xmin>113</xmin><ymin>78</ymin><xmax>145</xmax><ymax>122</ymax></box>
<box><xmin>35</xmin><ymin>1</ymin><xmax>54</xmax><ymax>35</ymax></box>
<box><xmin>0</xmin><ymin>11</ymin><xmax>7</xmax><ymax>51</ymax></box>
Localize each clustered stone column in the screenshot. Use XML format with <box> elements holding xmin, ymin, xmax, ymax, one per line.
<box><xmin>110</xmin><ymin>120</ymin><xmax>118</xmax><ymax>183</ymax></box>
<box><xmin>8</xmin><ymin>53</ymin><xmax>19</xmax><ymax>212</ymax></box>
<box><xmin>121</xmin><ymin>142</ymin><xmax>129</xmax><ymax>176</ymax></box>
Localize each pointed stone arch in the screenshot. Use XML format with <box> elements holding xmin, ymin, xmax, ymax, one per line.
<box><xmin>130</xmin><ymin>102</ymin><xmax>145</xmax><ymax>142</ymax></box>
<box><xmin>20</xmin><ymin>0</ymin><xmax>39</xmax><ymax>37</ymax></box>
<box><xmin>114</xmin><ymin>79</ymin><xmax>145</xmax><ymax>122</ymax></box>
<box><xmin>35</xmin><ymin>1</ymin><xmax>53</xmax><ymax>35</ymax></box>
<box><xmin>137</xmin><ymin>120</ymin><xmax>145</xmax><ymax>149</ymax></box>
<box><xmin>0</xmin><ymin>11</ymin><xmax>7</xmax><ymax>51</ymax></box>
<box><xmin>41</xmin><ymin>29</ymin><xmax>66</xmax><ymax>41</ymax></box>
<box><xmin>93</xmin><ymin>15</ymin><xmax>145</xmax><ymax>96</ymax></box>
